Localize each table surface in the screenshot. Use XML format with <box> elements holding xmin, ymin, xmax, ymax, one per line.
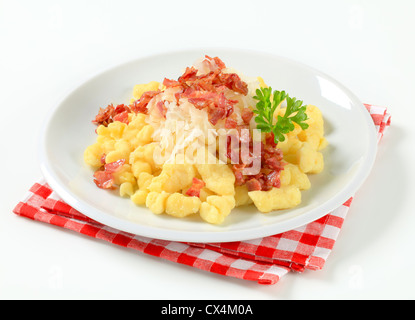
<box><xmin>1</xmin><ymin>0</ymin><xmax>414</xmax><ymax>300</ymax></box>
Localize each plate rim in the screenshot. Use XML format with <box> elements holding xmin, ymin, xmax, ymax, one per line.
<box><xmin>38</xmin><ymin>47</ymin><xmax>378</xmax><ymax>243</ymax></box>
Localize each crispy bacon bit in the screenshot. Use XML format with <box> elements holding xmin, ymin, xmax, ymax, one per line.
<box><xmin>93</xmin><ymin>104</ymin><xmax>114</xmax><ymax>126</ymax></box>
<box><xmin>113</xmin><ymin>111</ymin><xmax>129</xmax><ymax>123</ymax></box>
<box><xmin>114</xmin><ymin>104</ymin><xmax>129</xmax><ymax>114</ymax></box>
<box><xmin>103</xmin><ymin>159</ymin><xmax>126</xmax><ymax>173</ymax></box>
<box><xmin>162</xmin><ymin>57</ymin><xmax>248</xmax><ymax>125</ymax></box>
<box><xmin>115</xmin><ymin>104</ymin><xmax>130</xmax><ymax>124</ymax></box>
<box><xmin>178</xmin><ymin>66</ymin><xmax>198</xmax><ymax>82</ymax></box>
<box><xmin>265</xmin><ymin>157</ymin><xmax>284</xmax><ymax>171</ymax></box>
<box><xmin>93</xmin><ymin>159</ymin><xmax>125</xmax><ymax>189</ymax></box>
<box><xmin>163</xmin><ymin>78</ymin><xmax>181</xmax><ymax>88</ymax></box>
<box><xmin>186</xmin><ymin>91</ymin><xmax>218</xmax><ymax>109</ymax></box>
<box><xmin>227</xmin><ymin>129</ymin><xmax>285</xmax><ymax>191</ymax></box>
<box><xmin>156</xmin><ymin>100</ymin><xmax>167</xmax><ymax>118</ymax></box>
<box><xmin>219</xmin><ymin>73</ymin><xmax>249</xmax><ymax>95</ymax></box>
<box><xmin>92</xmin><ymin>104</ymin><xmax>131</xmax><ymax>126</ymax></box>
<box><xmin>225</xmin><ymin>118</ymin><xmax>237</xmax><ymax>129</ymax></box>
<box><xmin>204</xmin><ymin>55</ymin><xmax>226</xmax><ymax>70</ymax></box>
<box><xmin>185</xmin><ymin>178</ymin><xmax>206</xmax><ymax>197</ymax></box>
<box><xmin>265</xmin><ymin>132</ymin><xmax>277</xmax><ymax>148</ymax></box>
<box><xmin>93</xmin><ymin>171</ymin><xmax>115</xmax><ymax>189</ymax></box>
<box><xmin>265</xmin><ymin>170</ymin><xmax>280</xmax><ymax>189</ymax></box>
<box><xmin>231</xmin><ymin>164</ymin><xmax>246</xmax><ymax>186</ymax></box>
<box><xmin>130</xmin><ymin>90</ymin><xmax>160</xmax><ymax>114</ymax></box>
<box><xmin>207</xmin><ymin>108</ymin><xmax>225</xmax><ymax>125</ymax></box>
<box><xmin>184</xmin><ymin>90</ymin><xmax>238</xmax><ymax>125</ymax></box>
<box><xmin>241</xmin><ymin>108</ymin><xmax>254</xmax><ymax>124</ymax></box>
<box><xmin>246</xmin><ymin>178</ymin><xmax>262</xmax><ymax>191</ymax></box>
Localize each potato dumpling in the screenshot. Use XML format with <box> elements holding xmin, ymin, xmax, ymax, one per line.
<box><xmin>199</xmin><ymin>195</ymin><xmax>235</xmax><ymax>224</ymax></box>
<box><xmin>120</xmin><ymin>182</ymin><xmax>135</xmax><ymax>197</ymax></box>
<box><xmin>129</xmin><ymin>142</ymin><xmax>158</xmax><ymax>172</ymax></box>
<box><xmin>297</xmin><ymin>142</ymin><xmax>324</xmax><ymax>174</ymax></box>
<box><xmin>136</xmin><ymin>125</ymin><xmax>154</xmax><ymax>146</ymax></box>
<box><xmin>146</xmin><ymin>191</ymin><xmax>170</xmax><ymax>215</ymax></box>
<box><xmin>137</xmin><ymin>172</ymin><xmax>153</xmax><ymax>190</ymax></box>
<box><xmin>248</xmin><ymin>185</ymin><xmax>301</xmax><ymax>213</ymax></box>
<box><xmin>195</xmin><ymin>163</ymin><xmax>235</xmax><ymax>196</ymax></box>
<box><xmin>105</xmin><ymin>140</ymin><xmax>131</xmax><ymax>163</ymax></box>
<box><xmin>165</xmin><ymin>193</ymin><xmax>201</xmax><ymax>218</ymax></box>
<box><xmin>131</xmin><ymin>160</ymin><xmax>152</xmax><ymax>178</ymax></box>
<box><xmin>277</xmin><ymin>135</ymin><xmax>303</xmax><ymax>156</ymax></box>
<box><xmin>131</xmin><ymin>190</ymin><xmax>149</xmax><ymax>205</ymax></box>
<box><xmin>281</xmin><ymin>163</ymin><xmax>311</xmax><ymax>190</ymax></box>
<box><xmin>149</xmin><ymin>163</ymin><xmax>196</xmax><ymax>193</ymax></box>
<box><xmin>234</xmin><ymin>185</ymin><xmax>253</xmax><ymax>207</ymax></box>
<box><xmin>97</xmin><ymin>121</ymin><xmax>127</xmax><ymax>140</ymax></box>
<box><xmin>84</xmin><ymin>143</ymin><xmax>104</xmax><ymax>168</ymax></box>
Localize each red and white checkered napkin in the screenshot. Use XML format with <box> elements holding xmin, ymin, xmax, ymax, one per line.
<box><xmin>13</xmin><ymin>104</ymin><xmax>390</xmax><ymax>285</ymax></box>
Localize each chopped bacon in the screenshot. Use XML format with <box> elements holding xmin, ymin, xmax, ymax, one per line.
<box><xmin>227</xmin><ymin>127</ymin><xmax>285</xmax><ymax>191</ymax></box>
<box><xmin>93</xmin><ymin>171</ymin><xmax>115</xmax><ymax>189</ymax></box>
<box><xmin>93</xmin><ymin>104</ymin><xmax>115</xmax><ymax>126</ymax></box>
<box><xmin>94</xmin><ymin>105</ymin><xmax>113</xmax><ymax>125</ymax></box>
<box><xmin>130</xmin><ymin>90</ymin><xmax>160</xmax><ymax>114</ymax></box>
<box><xmin>162</xmin><ymin>58</ymin><xmax>248</xmax><ymax>125</ymax></box>
<box><xmin>219</xmin><ymin>73</ymin><xmax>248</xmax><ymax>95</ymax></box>
<box><xmin>231</xmin><ymin>164</ymin><xmax>246</xmax><ymax>186</ymax></box>
<box><xmin>208</xmin><ymin>107</ymin><xmax>226</xmax><ymax>125</ymax></box>
<box><xmin>246</xmin><ymin>178</ymin><xmax>262</xmax><ymax>191</ymax></box>
<box><xmin>265</xmin><ymin>170</ymin><xmax>281</xmax><ymax>188</ymax></box>
<box><xmin>204</xmin><ymin>55</ymin><xmax>226</xmax><ymax>70</ymax></box>
<box><xmin>164</xmin><ymin>67</ymin><xmax>199</xmax><ymax>88</ymax></box>
<box><xmin>156</xmin><ymin>100</ymin><xmax>167</xmax><ymax>118</ymax></box>
<box><xmin>185</xmin><ymin>177</ymin><xmax>206</xmax><ymax>198</ymax></box>
<box><xmin>114</xmin><ymin>104</ymin><xmax>130</xmax><ymax>114</ymax></box>
<box><xmin>265</xmin><ymin>157</ymin><xmax>284</xmax><ymax>171</ymax></box>
<box><xmin>225</xmin><ymin>118</ymin><xmax>237</xmax><ymax>129</ymax></box>
<box><xmin>93</xmin><ymin>159</ymin><xmax>125</xmax><ymax>189</ymax></box>
<box><xmin>233</xmin><ymin>170</ymin><xmax>245</xmax><ymax>186</ymax></box>
<box><xmin>263</xmin><ymin>145</ymin><xmax>283</xmax><ymax>162</ymax></box>
<box><xmin>113</xmin><ymin>111</ymin><xmax>129</xmax><ymax>123</ymax></box>
<box><xmin>178</xmin><ymin>66</ymin><xmax>198</xmax><ymax>82</ymax></box>
<box><xmin>186</xmin><ymin>91</ymin><xmax>218</xmax><ymax>109</ymax></box>
<box><xmin>214</xmin><ymin>57</ymin><xmax>226</xmax><ymax>69</ymax></box>
<box><xmin>217</xmin><ymin>92</ymin><xmax>237</xmax><ymax>117</ymax></box>
<box><xmin>183</xmin><ymin>89</ymin><xmax>238</xmax><ymax>125</ymax></box>
<box><xmin>265</xmin><ymin>132</ymin><xmax>277</xmax><ymax>148</ymax></box>
<box><xmin>92</xmin><ymin>103</ymin><xmax>131</xmax><ymax>126</ymax></box>
<box><xmin>241</xmin><ymin>108</ymin><xmax>254</xmax><ymax>124</ymax></box>
<box><xmin>195</xmin><ymin>70</ymin><xmax>221</xmax><ymax>92</ymax></box>
<box><xmin>225</xmin><ymin>103</ymin><xmax>235</xmax><ymax>118</ymax></box>
<box><xmin>163</xmin><ymin>78</ymin><xmax>181</xmax><ymax>88</ymax></box>
<box><xmin>103</xmin><ymin>159</ymin><xmax>125</xmax><ymax>173</ymax></box>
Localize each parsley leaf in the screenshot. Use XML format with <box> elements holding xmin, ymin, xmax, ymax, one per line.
<box><xmin>253</xmin><ymin>87</ymin><xmax>309</xmax><ymax>144</ymax></box>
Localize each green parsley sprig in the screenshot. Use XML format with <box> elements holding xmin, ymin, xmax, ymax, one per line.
<box><xmin>253</xmin><ymin>87</ymin><xmax>309</xmax><ymax>144</ymax></box>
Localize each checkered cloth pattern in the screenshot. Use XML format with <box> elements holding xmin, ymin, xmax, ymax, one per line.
<box><xmin>13</xmin><ymin>104</ymin><xmax>390</xmax><ymax>285</ymax></box>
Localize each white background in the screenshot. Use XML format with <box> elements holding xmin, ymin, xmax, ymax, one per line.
<box><xmin>1</xmin><ymin>0</ymin><xmax>414</xmax><ymax>300</ymax></box>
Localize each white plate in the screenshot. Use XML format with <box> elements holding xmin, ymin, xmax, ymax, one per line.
<box><xmin>39</xmin><ymin>48</ymin><xmax>378</xmax><ymax>243</ymax></box>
